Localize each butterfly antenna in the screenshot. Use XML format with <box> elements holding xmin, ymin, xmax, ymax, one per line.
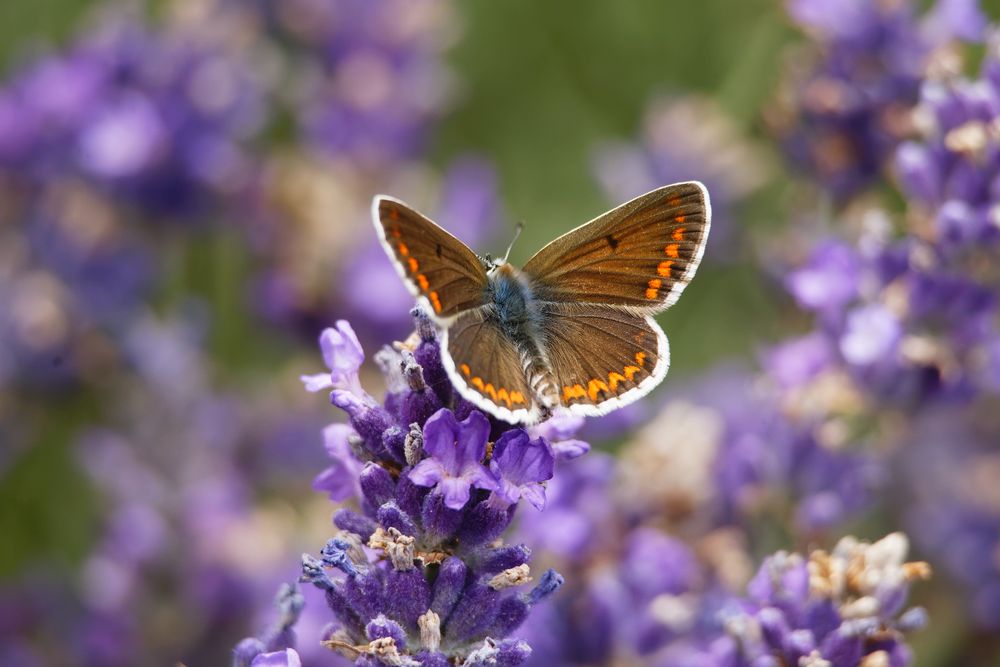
<box><xmin>502</xmin><ymin>222</ymin><xmax>524</xmax><ymax>263</ymax></box>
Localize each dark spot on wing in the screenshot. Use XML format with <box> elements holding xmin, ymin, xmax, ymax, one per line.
<box><xmin>435</xmin><ymin>243</ymin><xmax>443</xmax><ymax>258</ymax></box>
<box><xmin>605</xmin><ymin>234</ymin><xmax>619</xmax><ymax>250</ymax></box>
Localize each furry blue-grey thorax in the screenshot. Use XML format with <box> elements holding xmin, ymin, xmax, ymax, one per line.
<box><xmin>486</xmin><ymin>263</ymin><xmax>543</xmax><ymax>342</ymax></box>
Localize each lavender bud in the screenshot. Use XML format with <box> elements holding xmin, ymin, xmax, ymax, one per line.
<box><xmin>496</xmin><ymin>638</ymin><xmax>533</xmax><ymax>667</ymax></box>
<box><xmin>300</xmin><ymin>554</ymin><xmax>334</xmax><ymax>590</ymax></box>
<box><xmin>457</xmin><ymin>499</ymin><xmax>514</xmax><ymax>547</ymax></box>
<box><xmin>479</xmin><ymin>545</ymin><xmax>531</xmax><ymax>575</ymax></box>
<box><xmin>445</xmin><ymin>583</ymin><xmax>501</xmax><ymax>643</ymax></box>
<box><xmin>431</xmin><ymin>556</ymin><xmax>469</xmax><ymax>621</ymax></box>
<box><xmin>421</xmin><ymin>491</ymin><xmax>463</xmax><ymax>543</ymax></box>
<box><xmin>382</xmin><ymin>425</ymin><xmax>408</xmax><ymax>464</ymax></box>
<box><xmin>360</xmin><ymin>462</ymin><xmax>397</xmax><ymax>509</ymax></box>
<box><xmin>486</xmin><ymin>596</ymin><xmax>530</xmax><ymax>638</ymax></box>
<box><xmin>377</xmin><ymin>502</ymin><xmax>420</xmax><ymax>538</ymax></box>
<box><xmin>365</xmin><ymin>614</ymin><xmax>408</xmax><ymax>649</ymax></box>
<box><xmin>333</xmin><ymin>509</ymin><xmax>377</xmax><ymax>542</ymax></box>
<box><xmin>385</xmin><ymin>568</ymin><xmax>432</xmax><ymax>626</ymax></box>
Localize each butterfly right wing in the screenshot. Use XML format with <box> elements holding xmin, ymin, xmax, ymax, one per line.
<box><xmin>521</xmin><ymin>182</ymin><xmax>710</xmax><ymax>312</ymax></box>
<box><xmin>441</xmin><ymin>307</ymin><xmax>543</xmax><ymax>424</ymax></box>
<box><xmin>373</xmin><ymin>196</ymin><xmax>489</xmax><ymax>322</ymax></box>
<box><xmin>535</xmin><ymin>302</ymin><xmax>669</xmax><ymax>416</ymax></box>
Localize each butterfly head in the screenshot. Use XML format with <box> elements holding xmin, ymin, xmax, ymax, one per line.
<box><xmin>485</xmin><ymin>255</ymin><xmax>507</xmax><ymax>274</ymax></box>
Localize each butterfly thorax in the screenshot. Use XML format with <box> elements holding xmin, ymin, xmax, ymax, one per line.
<box><xmin>485</xmin><ymin>263</ymin><xmax>541</xmax><ymax>339</ymax></box>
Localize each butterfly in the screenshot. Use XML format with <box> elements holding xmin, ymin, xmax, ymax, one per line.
<box><xmin>373</xmin><ymin>181</ymin><xmax>711</xmax><ymax>425</ymax></box>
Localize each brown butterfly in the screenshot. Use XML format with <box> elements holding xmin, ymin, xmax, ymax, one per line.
<box><xmin>373</xmin><ymin>182</ymin><xmax>711</xmax><ymax>424</ymax></box>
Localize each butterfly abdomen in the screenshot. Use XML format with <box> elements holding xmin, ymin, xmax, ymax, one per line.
<box><xmin>486</xmin><ymin>265</ymin><xmax>559</xmax><ymax>413</ymax></box>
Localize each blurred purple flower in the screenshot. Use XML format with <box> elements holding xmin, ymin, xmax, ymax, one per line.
<box><xmin>409</xmin><ymin>408</ymin><xmax>496</xmax><ymax>510</ymax></box>
<box><xmin>785</xmin><ymin>240</ymin><xmax>861</xmax><ymax>314</ymax></box>
<box><xmin>839</xmin><ymin>303</ymin><xmax>901</xmax><ymax>366</ymax></box>
<box><xmin>771</xmin><ymin>0</ymin><xmax>980</xmax><ymax>200</ymax></box>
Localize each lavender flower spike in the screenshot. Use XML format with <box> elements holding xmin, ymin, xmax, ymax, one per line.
<box><xmin>488</xmin><ymin>430</ymin><xmax>554</xmax><ymax>510</ymax></box>
<box><xmin>409</xmin><ymin>408</ymin><xmax>497</xmax><ymax>510</ymax></box>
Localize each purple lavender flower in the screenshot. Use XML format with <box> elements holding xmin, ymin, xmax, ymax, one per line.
<box><xmin>487</xmin><ymin>430</ymin><xmax>554</xmax><ymax>510</ymax></box>
<box><xmin>291</xmin><ymin>311</ymin><xmax>571</xmax><ymax>665</ymax></box>
<box><xmin>408</xmin><ymin>408</ymin><xmax>497</xmax><ymax>510</ymax></box>
<box><xmin>301</xmin><ymin>321</ymin><xmax>367</xmax><ymax>396</ymax></box>
<box><xmin>314</xmin><ymin>424</ymin><xmax>365</xmax><ymax>502</ymax></box>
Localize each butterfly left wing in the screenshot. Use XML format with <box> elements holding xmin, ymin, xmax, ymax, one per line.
<box><xmin>373</xmin><ymin>196</ymin><xmax>488</xmax><ymax>321</ymax></box>
<box><xmin>521</xmin><ymin>182</ymin><xmax>710</xmax><ymax>312</ymax></box>
<box><xmin>536</xmin><ymin>302</ymin><xmax>669</xmax><ymax>416</ymax></box>
<box><xmin>441</xmin><ymin>308</ymin><xmax>543</xmax><ymax>424</ymax></box>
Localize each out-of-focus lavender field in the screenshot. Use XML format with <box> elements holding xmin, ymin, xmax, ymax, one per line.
<box><xmin>2</xmin><ymin>1</ymin><xmax>1000</xmax><ymax>665</ymax></box>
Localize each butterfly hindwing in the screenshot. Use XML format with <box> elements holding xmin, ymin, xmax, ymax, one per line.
<box><xmin>373</xmin><ymin>196</ymin><xmax>488</xmax><ymax>320</ymax></box>
<box><xmin>521</xmin><ymin>182</ymin><xmax>710</xmax><ymax>312</ymax></box>
<box><xmin>538</xmin><ymin>302</ymin><xmax>669</xmax><ymax>415</ymax></box>
<box><xmin>441</xmin><ymin>308</ymin><xmax>542</xmax><ymax>424</ymax></box>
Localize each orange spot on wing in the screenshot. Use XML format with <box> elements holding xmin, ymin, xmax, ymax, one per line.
<box><xmin>496</xmin><ymin>388</ymin><xmax>511</xmax><ymax>407</ymax></box>
<box><xmin>624</xmin><ymin>365</ymin><xmax>641</xmax><ymax>381</ymax></box>
<box><xmin>390</xmin><ymin>226</ymin><xmax>402</xmax><ymax>238</ymax></box>
<box><xmin>417</xmin><ymin>274</ymin><xmax>429</xmax><ymax>291</ymax></box>
<box><xmin>429</xmin><ymin>291</ymin><xmax>442</xmax><ymax>313</ymax></box>
<box><xmin>408</xmin><ymin>257</ymin><xmax>419</xmax><ymax>273</ymax></box>
<box><xmin>460</xmin><ymin>363</ymin><xmax>471</xmax><ymax>377</ymax></box>
<box><xmin>608</xmin><ymin>371</ymin><xmax>626</xmax><ymax>392</ymax></box>
<box><xmin>484</xmin><ymin>383</ymin><xmax>498</xmax><ymax>402</ymax></box>
<box><xmin>665</xmin><ymin>243</ymin><xmax>680</xmax><ymax>258</ymax></box>
<box><xmin>509</xmin><ymin>390</ymin><xmax>526</xmax><ymax>406</ymax></box>
<box><xmin>669</xmin><ymin>197</ymin><xmax>681</xmax><ymax>206</ymax></box>
<box><xmin>388</xmin><ymin>208</ymin><xmax>400</xmax><ymax>221</ymax></box>
<box><xmin>562</xmin><ymin>384</ymin><xmax>587</xmax><ymax>403</ymax></box>
<box><xmin>645</xmin><ymin>278</ymin><xmax>662</xmax><ymax>300</ymax></box>
<box><xmin>673</xmin><ymin>226</ymin><xmax>685</xmax><ymax>239</ymax></box>
<box><xmin>587</xmin><ymin>378</ymin><xmax>609</xmax><ymax>401</ymax></box>
<box><xmin>657</xmin><ymin>260</ymin><xmax>674</xmax><ymax>277</ymax></box>
<box><xmin>398</xmin><ymin>242</ymin><xmax>410</xmax><ymax>257</ymax></box>
<box><xmin>635</xmin><ymin>352</ymin><xmax>647</xmax><ymax>367</ymax></box>
<box><xmin>471</xmin><ymin>377</ymin><xmax>485</xmax><ymax>391</ymax></box>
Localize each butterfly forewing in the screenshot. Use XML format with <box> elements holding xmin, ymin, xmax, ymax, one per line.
<box><xmin>539</xmin><ymin>303</ymin><xmax>669</xmax><ymax>415</ymax></box>
<box><xmin>521</xmin><ymin>182</ymin><xmax>710</xmax><ymax>311</ymax></box>
<box><xmin>442</xmin><ymin>308</ymin><xmax>541</xmax><ymax>423</ymax></box>
<box><xmin>373</xmin><ymin>196</ymin><xmax>488</xmax><ymax>320</ymax></box>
